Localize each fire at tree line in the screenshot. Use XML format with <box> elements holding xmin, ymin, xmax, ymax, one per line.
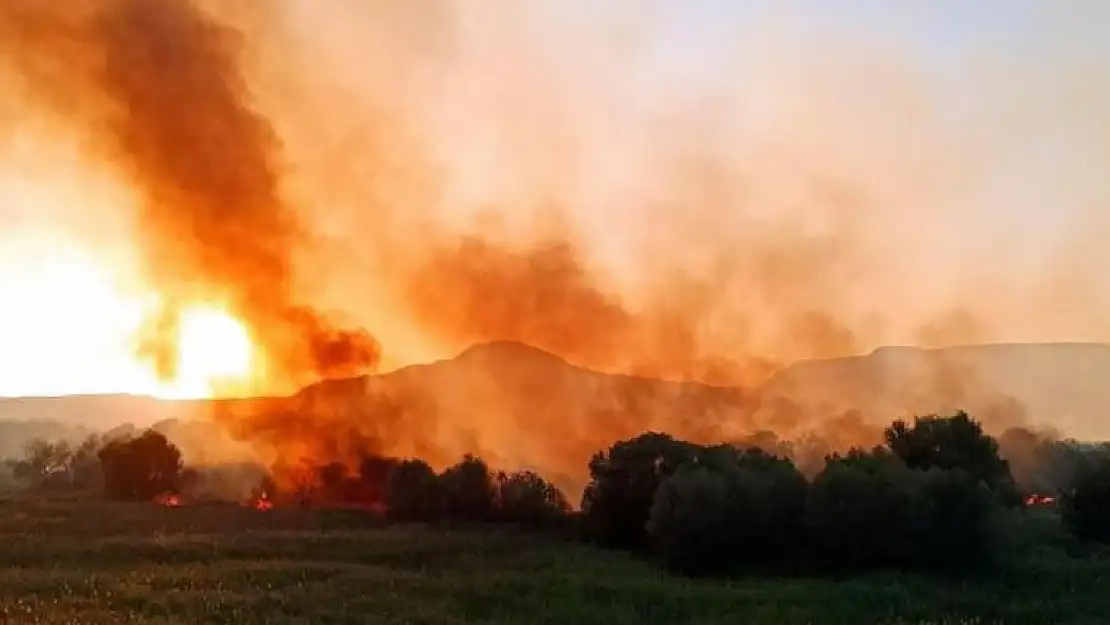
<box><xmin>3</xmin><ymin>410</ymin><xmax>1110</xmax><ymax>578</ymax></box>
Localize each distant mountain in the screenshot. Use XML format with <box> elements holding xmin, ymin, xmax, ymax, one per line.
<box><xmin>228</xmin><ymin>341</ymin><xmax>758</xmax><ymax>491</ymax></box>
<box><xmin>2</xmin><ymin>341</ymin><xmax>1108</xmax><ymax>494</ymax></box>
<box><xmin>758</xmin><ymin>343</ymin><xmax>1110</xmax><ymax>441</ymax></box>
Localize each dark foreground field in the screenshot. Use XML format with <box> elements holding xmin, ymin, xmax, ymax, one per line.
<box><xmin>0</xmin><ymin>498</ymin><xmax>1107</xmax><ymax>625</ymax></box>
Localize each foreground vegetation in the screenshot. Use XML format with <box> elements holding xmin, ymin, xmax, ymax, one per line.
<box><xmin>0</xmin><ymin>496</ymin><xmax>1105</xmax><ymax>625</ymax></box>
<box><xmin>4</xmin><ymin>410</ymin><xmax>1110</xmax><ymax>622</ymax></box>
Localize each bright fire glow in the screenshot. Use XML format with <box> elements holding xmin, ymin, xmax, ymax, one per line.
<box><xmin>0</xmin><ymin>129</ymin><xmax>260</xmax><ymax>400</ymax></box>
<box><xmin>172</xmin><ymin>307</ymin><xmax>254</xmax><ymax>398</ymax></box>
<box><xmin>0</xmin><ymin>244</ymin><xmax>255</xmax><ymax>400</ymax></box>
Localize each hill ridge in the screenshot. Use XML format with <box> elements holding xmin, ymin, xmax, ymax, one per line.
<box><xmin>2</xmin><ymin>341</ymin><xmax>1110</xmax><ymax>475</ymax></box>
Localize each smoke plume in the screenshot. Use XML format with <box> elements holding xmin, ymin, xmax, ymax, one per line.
<box><xmin>3</xmin><ymin>2</ymin><xmax>1110</xmax><ymax>494</ymax></box>
<box><xmin>0</xmin><ymin>0</ymin><xmax>378</xmax><ymax>390</ymax></box>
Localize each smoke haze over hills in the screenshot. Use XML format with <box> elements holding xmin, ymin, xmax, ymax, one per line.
<box><xmin>1</xmin><ymin>2</ymin><xmax>1110</xmax><ymax>487</ymax></box>
<box><xmin>2</xmin><ymin>341</ymin><xmax>1108</xmax><ymax>497</ymax></box>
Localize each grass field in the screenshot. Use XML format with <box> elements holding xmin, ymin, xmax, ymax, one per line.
<box><xmin>0</xmin><ymin>497</ymin><xmax>1107</xmax><ymax>624</ymax></box>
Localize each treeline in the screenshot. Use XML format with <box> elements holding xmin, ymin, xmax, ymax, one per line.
<box><xmin>272</xmin><ymin>454</ymin><xmax>572</xmax><ymax>527</ymax></box>
<box><xmin>4</xmin><ymin>411</ymin><xmax>1110</xmax><ymax>578</ymax></box>
<box><xmin>581</xmin><ymin>411</ymin><xmax>1110</xmax><ymax>576</ymax></box>
<box><xmin>0</xmin><ymin>431</ymin><xmax>573</xmax><ymax>528</ymax></box>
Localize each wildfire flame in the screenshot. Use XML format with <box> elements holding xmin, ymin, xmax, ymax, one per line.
<box><xmin>253</xmin><ymin>492</ymin><xmax>274</xmax><ymax>511</ymax></box>
<box><xmin>155</xmin><ymin>493</ymin><xmax>181</xmax><ymax>507</ymax></box>
<box><xmin>0</xmin><ymin>252</ymin><xmax>257</xmax><ymax>399</ymax></box>
<box><xmin>1024</xmin><ymin>493</ymin><xmax>1056</xmax><ymax>507</ymax></box>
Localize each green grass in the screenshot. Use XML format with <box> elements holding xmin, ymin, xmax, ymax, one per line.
<box><xmin>0</xmin><ymin>497</ymin><xmax>1106</xmax><ymax>624</ymax></box>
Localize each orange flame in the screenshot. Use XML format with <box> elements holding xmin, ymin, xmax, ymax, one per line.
<box><xmin>155</xmin><ymin>493</ymin><xmax>181</xmax><ymax>507</ymax></box>
<box><xmin>1024</xmin><ymin>493</ymin><xmax>1056</xmax><ymax>507</ymax></box>
<box><xmin>252</xmin><ymin>492</ymin><xmax>274</xmax><ymax>511</ymax></box>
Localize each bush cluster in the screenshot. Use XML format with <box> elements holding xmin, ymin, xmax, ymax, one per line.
<box><xmin>6</xmin><ymin>407</ymin><xmax>1110</xmax><ymax>580</ymax></box>
<box><xmin>1060</xmin><ymin>453</ymin><xmax>1110</xmax><ymax>543</ymax></box>
<box><xmin>582</xmin><ymin>412</ymin><xmax>1065</xmax><ymax>577</ymax></box>
<box><xmin>5</xmin><ymin>434</ymin><xmax>104</xmax><ymax>492</ymax></box>
<box><xmin>385</xmin><ymin>454</ymin><xmax>571</xmax><ymax>527</ymax></box>
<box><xmin>647</xmin><ymin>446</ymin><xmax>808</xmax><ymax>576</ymax></box>
<box><xmin>99</xmin><ymin>430</ymin><xmax>184</xmax><ymax>501</ymax></box>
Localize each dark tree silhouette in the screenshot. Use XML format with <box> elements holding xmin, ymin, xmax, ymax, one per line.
<box><xmin>440</xmin><ymin>454</ymin><xmax>497</xmax><ymax>521</ymax></box>
<box><xmin>823</xmin><ymin>445</ymin><xmax>902</xmax><ymax>474</ymax></box>
<box><xmin>98</xmin><ymin>430</ymin><xmax>183</xmax><ymax>501</ymax></box>
<box><xmin>906</xmin><ymin>468</ymin><xmax>1003</xmax><ymax>573</ymax></box>
<box><xmin>386</xmin><ymin>458</ymin><xmax>443</xmax><ymax>522</ymax></box>
<box><xmin>496</xmin><ymin>469</ymin><xmax>570</xmax><ymax>526</ymax></box>
<box><xmin>69</xmin><ymin>434</ymin><xmax>104</xmax><ymax>491</ymax></box>
<box><xmin>806</xmin><ymin>449</ymin><xmax>919</xmax><ymax>570</ymax></box>
<box><xmin>1060</xmin><ymin>454</ymin><xmax>1110</xmax><ymax>543</ymax></box>
<box><xmin>647</xmin><ymin>447</ymin><xmax>808</xmax><ymax>576</ymax></box>
<box><xmin>581</xmin><ymin>432</ymin><xmax>702</xmax><ymax>549</ymax></box>
<box><xmin>885</xmin><ymin>411</ymin><xmax>1018</xmax><ymax>503</ymax></box>
<box><xmin>359</xmin><ymin>454</ymin><xmax>401</xmax><ymax>507</ymax></box>
<box><xmin>315</xmin><ymin>461</ymin><xmax>350</xmax><ymax>504</ymax></box>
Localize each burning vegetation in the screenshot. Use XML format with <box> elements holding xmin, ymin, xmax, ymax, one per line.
<box><xmin>0</xmin><ymin>0</ymin><xmax>378</xmax><ymax>395</ymax></box>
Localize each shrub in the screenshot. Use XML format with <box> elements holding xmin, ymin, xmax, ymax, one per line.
<box><xmin>97</xmin><ymin>430</ymin><xmax>183</xmax><ymax>501</ymax></box>
<box><xmin>1060</xmin><ymin>454</ymin><xmax>1110</xmax><ymax>543</ymax></box>
<box><xmin>69</xmin><ymin>434</ymin><xmax>104</xmax><ymax>491</ymax></box>
<box><xmin>386</xmin><ymin>458</ymin><xmax>442</xmax><ymax>522</ymax></box>
<box><xmin>647</xmin><ymin>448</ymin><xmax>808</xmax><ymax>576</ymax></box>
<box><xmin>440</xmin><ymin>454</ymin><xmax>498</xmax><ymax>521</ymax></box>
<box><xmin>806</xmin><ymin>452</ymin><xmax>918</xmax><ymax>570</ymax></box>
<box><xmin>581</xmin><ymin>432</ymin><xmax>703</xmax><ymax>549</ymax></box>
<box><xmin>8</xmin><ymin>438</ymin><xmax>72</xmax><ymax>489</ymax></box>
<box><xmin>497</xmin><ymin>470</ymin><xmax>570</xmax><ymax>526</ymax></box>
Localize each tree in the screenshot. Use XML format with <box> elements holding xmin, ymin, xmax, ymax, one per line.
<box><xmin>1037</xmin><ymin>441</ymin><xmax>1110</xmax><ymax>497</ymax></box>
<box><xmin>647</xmin><ymin>449</ymin><xmax>808</xmax><ymax>576</ymax></box>
<box><xmin>386</xmin><ymin>458</ymin><xmax>443</xmax><ymax>522</ymax></box>
<box><xmin>9</xmin><ymin>438</ymin><xmax>72</xmax><ymax>489</ymax></box>
<box><xmin>1060</xmin><ymin>454</ymin><xmax>1110</xmax><ymax>543</ymax></box>
<box><xmin>886</xmin><ymin>411</ymin><xmax>1018</xmax><ymax>503</ymax></box>
<box><xmin>359</xmin><ymin>454</ymin><xmax>401</xmax><ymax>508</ymax></box>
<box><xmin>497</xmin><ymin>470</ymin><xmax>570</xmax><ymax>526</ymax></box>
<box><xmin>98</xmin><ymin>430</ymin><xmax>183</xmax><ymax>501</ymax></box>
<box><xmin>805</xmin><ymin>451</ymin><xmax>919</xmax><ymax>570</ymax></box>
<box><xmin>581</xmin><ymin>432</ymin><xmax>703</xmax><ymax>549</ymax></box>
<box><xmin>906</xmin><ymin>468</ymin><xmax>1004</xmax><ymax>573</ymax></box>
<box><xmin>68</xmin><ymin>434</ymin><xmax>104</xmax><ymax>491</ymax></box>
<box><xmin>823</xmin><ymin>445</ymin><xmax>902</xmax><ymax>474</ymax></box>
<box><xmin>807</xmin><ymin>450</ymin><xmax>1004</xmax><ymax>575</ymax></box>
<box><xmin>315</xmin><ymin>461</ymin><xmax>351</xmax><ymax>504</ymax></box>
<box><xmin>440</xmin><ymin>454</ymin><xmax>497</xmax><ymax>522</ymax></box>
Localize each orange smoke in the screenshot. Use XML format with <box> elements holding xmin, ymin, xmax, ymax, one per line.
<box><xmin>3</xmin><ymin>1</ymin><xmax>1106</xmax><ymax>499</ymax></box>
<box><xmin>0</xmin><ymin>0</ymin><xmax>378</xmax><ymax>395</ymax></box>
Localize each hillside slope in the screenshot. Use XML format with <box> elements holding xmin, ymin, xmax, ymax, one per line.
<box><xmin>2</xmin><ymin>341</ymin><xmax>1108</xmax><ymax>491</ymax></box>
<box><xmin>759</xmin><ymin>342</ymin><xmax>1110</xmax><ymax>440</ymax></box>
